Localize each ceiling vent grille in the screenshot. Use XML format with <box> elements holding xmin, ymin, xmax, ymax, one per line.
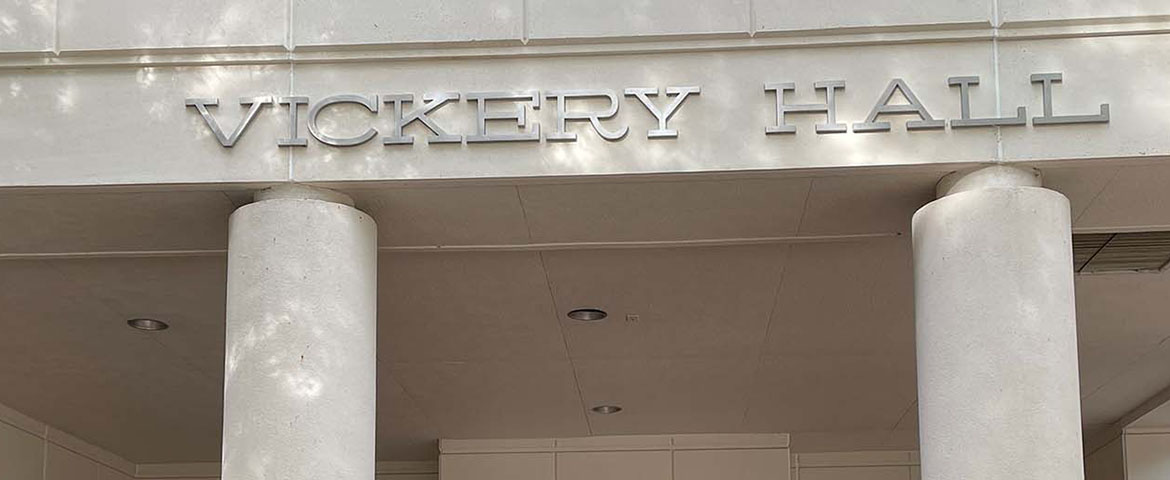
<box><xmin>1073</xmin><ymin>231</ymin><xmax>1170</xmax><ymax>273</ymax></box>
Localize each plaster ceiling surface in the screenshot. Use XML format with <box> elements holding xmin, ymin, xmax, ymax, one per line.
<box><xmin>1</xmin><ymin>161</ymin><xmax>1170</xmax><ymax>463</ymax></box>
<box><xmin>1130</xmin><ymin>398</ymin><xmax>1170</xmax><ymax>429</ymax></box>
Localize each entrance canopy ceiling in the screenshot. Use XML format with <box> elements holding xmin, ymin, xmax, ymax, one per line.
<box><xmin>1</xmin><ymin>161</ymin><xmax>1169</xmax><ymax>463</ymax></box>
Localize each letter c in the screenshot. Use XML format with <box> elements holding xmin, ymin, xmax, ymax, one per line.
<box><xmin>307</xmin><ymin>94</ymin><xmax>379</xmax><ymax>146</ymax></box>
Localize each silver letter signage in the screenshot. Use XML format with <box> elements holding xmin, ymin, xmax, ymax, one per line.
<box><xmin>382</xmin><ymin>93</ymin><xmax>463</xmax><ymax>145</ymax></box>
<box><xmin>307</xmin><ymin>94</ymin><xmax>379</xmax><ymax>147</ymax></box>
<box><xmin>947</xmin><ymin>76</ymin><xmax>1026</xmax><ymax>128</ymax></box>
<box><xmin>185</xmin><ymin>96</ymin><xmax>271</xmax><ymax>147</ymax></box>
<box><xmin>765</xmin><ymin>80</ymin><xmax>846</xmax><ymax>134</ymax></box>
<box><xmin>277</xmin><ymin>96</ymin><xmax>309</xmax><ymax>146</ymax></box>
<box><xmin>624</xmin><ymin>86</ymin><xmax>700</xmax><ymax>138</ymax></box>
<box><xmin>1030</xmin><ymin>73</ymin><xmax>1110</xmax><ymax>125</ymax></box>
<box><xmin>853</xmin><ymin>79</ymin><xmax>945</xmax><ymax>132</ymax></box>
<box><xmin>186</xmin><ymin>72</ymin><xmax>1112</xmax><ymax>147</ymax></box>
<box><xmin>545</xmin><ymin>90</ymin><xmax>629</xmax><ymax>141</ymax></box>
<box><xmin>464</xmin><ymin>91</ymin><xmax>541</xmax><ymax>143</ymax></box>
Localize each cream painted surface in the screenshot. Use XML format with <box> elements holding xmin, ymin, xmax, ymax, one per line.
<box><xmin>1125</xmin><ymin>433</ymin><xmax>1170</xmax><ymax>480</ymax></box>
<box><xmin>544</xmin><ymin>245</ymin><xmax>788</xmax><ymax>359</ymax></box>
<box><xmin>517</xmin><ymin>178</ymin><xmax>810</xmax><ymax>242</ymax></box>
<box><xmin>998</xmin><ymin>35</ymin><xmax>1170</xmax><ymax>163</ymax></box>
<box><xmin>0</xmin><ymin>0</ymin><xmax>54</xmax><ymax>52</ymax></box>
<box><xmin>754</xmin><ymin>0</ymin><xmax>992</xmax><ymax>32</ymax></box>
<box><xmin>441</xmin><ymin>453</ymin><xmax>554</xmax><ymax>480</ymax></box>
<box><xmin>0</xmin><ymin>402</ymin><xmax>135</xmax><ymax>480</ymax></box>
<box><xmin>391</xmin><ymin>360</ymin><xmax>588</xmax><ymax>440</ymax></box>
<box><xmin>573</xmin><ymin>357</ymin><xmax>757</xmax><ymax>435</ymax></box>
<box><xmin>745</xmin><ymin>352</ymin><xmax>916</xmax><ymax>433</ymax></box>
<box><xmin>0</xmin><ymin>258</ymin><xmax>223</xmax><ymax>462</ymax></box>
<box><xmin>379</xmin><ymin>251</ymin><xmax>568</xmax><ymax>363</ymax></box>
<box><xmin>57</xmin><ymin>0</ymin><xmax>285</xmax><ymax>50</ymax></box>
<box><xmin>1076</xmin><ymin>270</ymin><xmax>1170</xmax><ymax>426</ymax></box>
<box><xmin>527</xmin><ymin>0</ymin><xmax>748</xmax><ymax>39</ymax></box>
<box><xmin>675</xmin><ymin>449</ymin><xmax>789</xmax><ymax>480</ymax></box>
<box><xmin>0</xmin><ymin>190</ymin><xmax>234</xmax><ymax>254</ymax></box>
<box><xmin>558</xmin><ymin>451</ymin><xmax>672</xmax><ymax>480</ymax></box>
<box><xmin>440</xmin><ymin>434</ymin><xmax>789</xmax><ymax>480</ymax></box>
<box><xmin>358</xmin><ymin>186</ymin><xmax>531</xmax><ymax>246</ymax></box>
<box><xmin>0</xmin><ymin>419</ymin><xmax>44</xmax><ymax>480</ymax></box>
<box><xmin>998</xmin><ymin>0</ymin><xmax>1170</xmax><ymax>24</ymax></box>
<box><xmin>1130</xmin><ymin>398</ymin><xmax>1170</xmax><ymax>428</ymax></box>
<box><xmin>796</xmin><ymin>172</ymin><xmax>937</xmax><ymax>236</ymax></box>
<box><xmin>792</xmin><ymin>451</ymin><xmax>919</xmax><ymax>480</ymax></box>
<box><xmin>133</xmin><ymin>461</ymin><xmax>439</xmax><ymax>480</ymax></box>
<box><xmin>1067</xmin><ymin>163</ymin><xmax>1170</xmax><ymax>230</ymax></box>
<box><xmin>764</xmin><ymin>239</ymin><xmax>914</xmax><ymax>356</ymax></box>
<box><xmin>293</xmin><ymin>0</ymin><xmax>523</xmax><ymax>46</ymax></box>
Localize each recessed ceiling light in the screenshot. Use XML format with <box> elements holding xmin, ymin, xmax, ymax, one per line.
<box><xmin>591</xmin><ymin>405</ymin><xmax>622</xmax><ymax>415</ymax></box>
<box><xmin>127</xmin><ymin>318</ymin><xmax>169</xmax><ymax>331</ymax></box>
<box><xmin>567</xmin><ymin>308</ymin><xmax>608</xmax><ymax>322</ymax></box>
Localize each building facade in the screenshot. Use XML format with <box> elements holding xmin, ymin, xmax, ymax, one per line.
<box><xmin>2</xmin><ymin>1</ymin><xmax>1170</xmax><ymax>479</ymax></box>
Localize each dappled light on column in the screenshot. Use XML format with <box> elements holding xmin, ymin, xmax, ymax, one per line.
<box><xmin>223</xmin><ymin>184</ymin><xmax>377</xmax><ymax>480</ymax></box>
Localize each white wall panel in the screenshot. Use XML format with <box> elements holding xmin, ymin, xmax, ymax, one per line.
<box><xmin>0</xmin><ymin>420</ymin><xmax>44</xmax><ymax>480</ymax></box>
<box><xmin>441</xmin><ymin>453</ymin><xmax>555</xmax><ymax>480</ymax></box>
<box><xmin>675</xmin><ymin>449</ymin><xmax>789</xmax><ymax>480</ymax></box>
<box><xmin>999</xmin><ymin>0</ymin><xmax>1170</xmax><ymax>24</ymax></box>
<box><xmin>0</xmin><ymin>0</ymin><xmax>55</xmax><ymax>53</ymax></box>
<box><xmin>57</xmin><ymin>0</ymin><xmax>285</xmax><ymax>50</ymax></box>
<box><xmin>527</xmin><ymin>0</ymin><xmax>748</xmax><ymax>39</ymax></box>
<box><xmin>1126</xmin><ymin>433</ymin><xmax>1170</xmax><ymax>480</ymax></box>
<box><xmin>294</xmin><ymin>0</ymin><xmax>522</xmax><ymax>46</ymax></box>
<box><xmin>998</xmin><ymin>35</ymin><xmax>1170</xmax><ymax>163</ymax></box>
<box><xmin>755</xmin><ymin>0</ymin><xmax>991</xmax><ymax>33</ymax></box>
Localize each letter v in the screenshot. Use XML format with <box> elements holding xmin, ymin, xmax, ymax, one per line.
<box><xmin>185</xmin><ymin>97</ymin><xmax>272</xmax><ymax>147</ymax></box>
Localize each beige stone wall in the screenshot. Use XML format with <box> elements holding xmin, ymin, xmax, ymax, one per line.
<box><xmin>2</xmin><ymin>1</ymin><xmax>1170</xmax><ymax>187</ymax></box>
<box><xmin>6</xmin><ymin>0</ymin><xmax>1170</xmax><ymax>53</ymax></box>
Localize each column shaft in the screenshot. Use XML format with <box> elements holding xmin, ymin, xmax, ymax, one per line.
<box><xmin>222</xmin><ymin>185</ymin><xmax>377</xmax><ymax>480</ymax></box>
<box><xmin>914</xmin><ymin>166</ymin><xmax>1084</xmax><ymax>480</ymax></box>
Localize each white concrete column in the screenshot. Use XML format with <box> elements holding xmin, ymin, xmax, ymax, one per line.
<box><xmin>222</xmin><ymin>184</ymin><xmax>377</xmax><ymax>480</ymax></box>
<box><xmin>914</xmin><ymin>166</ymin><xmax>1084</xmax><ymax>480</ymax></box>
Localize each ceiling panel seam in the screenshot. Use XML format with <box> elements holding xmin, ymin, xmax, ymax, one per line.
<box><xmin>513</xmin><ymin>186</ymin><xmax>536</xmax><ymax>244</ymax></box>
<box><xmin>1080</xmin><ymin>335</ymin><xmax>1170</xmax><ymax>405</ymax></box>
<box><xmin>1072</xmin><ymin>166</ymin><xmax>1123</xmax><ymax>225</ymax></box>
<box><xmin>383</xmin><ymin>372</ymin><xmax>443</xmax><ymax>440</ymax></box>
<box><xmin>792</xmin><ymin>179</ymin><xmax>815</xmax><ymax>236</ymax></box>
<box><xmin>737</xmin><ymin>243</ymin><xmax>794</xmax><ymax>430</ymax></box>
<box><xmin>535</xmin><ymin>250</ymin><xmax>593</xmax><ymax>435</ymax></box>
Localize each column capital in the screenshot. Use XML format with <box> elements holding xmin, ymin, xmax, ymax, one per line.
<box><xmin>936</xmin><ymin>165</ymin><xmax>1041</xmax><ymax>198</ymax></box>
<box><xmin>254</xmin><ymin>183</ymin><xmax>354</xmax><ymax>206</ymax></box>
